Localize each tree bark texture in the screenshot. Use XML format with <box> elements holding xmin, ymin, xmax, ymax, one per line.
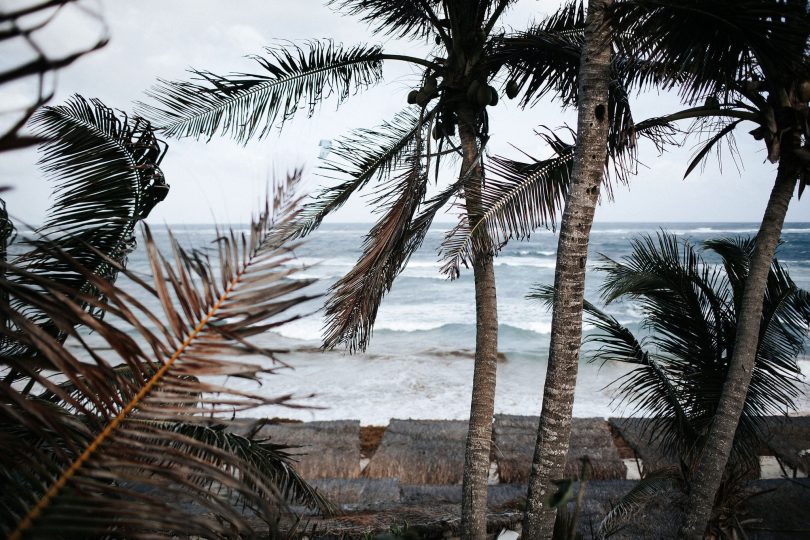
<box><xmin>458</xmin><ymin>107</ymin><xmax>499</xmax><ymax>540</ymax></box>
<box><xmin>522</xmin><ymin>1</ymin><xmax>614</xmax><ymax>537</ymax></box>
<box><xmin>678</xmin><ymin>160</ymin><xmax>798</xmax><ymax>539</ymax></box>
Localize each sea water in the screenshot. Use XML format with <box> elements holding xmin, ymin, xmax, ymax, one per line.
<box><xmin>112</xmin><ymin>222</ymin><xmax>810</xmax><ymax>425</ymax></box>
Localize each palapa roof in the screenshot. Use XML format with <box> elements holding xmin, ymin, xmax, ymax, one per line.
<box><xmin>494</xmin><ymin>415</ymin><xmax>627</xmax><ymax>483</ymax></box>
<box><xmin>363</xmin><ymin>419</ymin><xmax>468</xmax><ymax>485</ymax></box>
<box><xmin>236</xmin><ymin>419</ymin><xmax>362</xmax><ymax>480</ymax></box>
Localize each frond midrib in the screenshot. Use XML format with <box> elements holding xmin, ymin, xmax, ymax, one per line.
<box><xmin>156</xmin><ymin>53</ymin><xmax>384</xmax><ymax>134</ymax></box>
<box><xmin>9</xmin><ymin>227</ymin><xmax>265</xmax><ymax>539</ymax></box>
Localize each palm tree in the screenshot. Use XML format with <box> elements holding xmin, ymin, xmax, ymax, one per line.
<box><xmin>513</xmin><ymin>1</ymin><xmax>616</xmax><ymax>536</ymax></box>
<box><xmin>532</xmin><ymin>232</ymin><xmax>809</xmax><ymax>537</ymax></box>
<box><xmin>1</xmin><ymin>97</ymin><xmax>329</xmax><ymax>537</ymax></box>
<box><xmin>445</xmin><ymin>1</ymin><xmax>808</xmax><ymax>535</ymax></box>
<box><xmin>136</xmin><ymin>2</ymin><xmax>569</xmax><ymax>536</ymax></box>
<box><xmin>610</xmin><ymin>2</ymin><xmax>810</xmax><ymax>535</ymax></box>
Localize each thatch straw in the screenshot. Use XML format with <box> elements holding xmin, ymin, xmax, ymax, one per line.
<box><xmin>494</xmin><ymin>415</ymin><xmax>626</xmax><ymax>483</ymax></box>
<box><xmin>247</xmin><ymin>419</ymin><xmax>362</xmax><ymax>480</ymax></box>
<box><xmin>307</xmin><ymin>478</ymin><xmax>401</xmax><ymax>506</ymax></box>
<box><xmin>760</xmin><ymin>416</ymin><xmax>810</xmax><ymax>475</ymax></box>
<box><xmin>608</xmin><ymin>417</ymin><xmax>677</xmax><ymax>476</ymax></box>
<box><xmin>363</xmin><ymin>419</ymin><xmax>468</xmax><ymax>484</ymax></box>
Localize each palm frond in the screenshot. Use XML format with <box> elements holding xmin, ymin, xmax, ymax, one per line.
<box><xmin>614</xmin><ymin>0</ymin><xmax>810</xmax><ymax>103</ymax></box>
<box><xmin>328</xmin><ymin>0</ymin><xmax>442</xmax><ymax>40</ymax></box>
<box><xmin>530</xmin><ymin>284</ymin><xmax>696</xmax><ymax>451</ymax></box>
<box><xmin>15</xmin><ymin>95</ymin><xmax>167</xmax><ymax>331</ymax></box>
<box><xmin>438</xmin><ymin>131</ymin><xmax>573</xmax><ymax>278</ymax></box>
<box><xmin>438</xmin><ymin>116</ymin><xmax>679</xmax><ymax>278</ymax></box>
<box><xmin>581</xmin><ymin>232</ymin><xmax>807</xmax><ymax>474</ymax></box>
<box><xmin>323</xmin><ymin>153</ymin><xmax>428</xmax><ymax>351</ymax></box>
<box><xmin>595</xmin><ymin>467</ymin><xmax>680</xmax><ymax>539</ymax></box>
<box><xmin>493</xmin><ymin>2</ymin><xmax>584</xmax><ymax>108</ymax></box>
<box><xmin>0</xmin><ymin>173</ymin><xmax>328</xmax><ymax>538</ymax></box>
<box><xmin>683</xmin><ymin>118</ymin><xmax>744</xmax><ymax>179</ymax></box>
<box><xmin>288</xmin><ymin>108</ymin><xmax>431</xmax><ymax>239</ymax></box>
<box><xmin>169</xmin><ymin>423</ymin><xmax>334</xmax><ymax>514</ymax></box>
<box><xmin>138</xmin><ymin>41</ymin><xmax>385</xmax><ymax>143</ymax></box>
<box><xmin>704</xmin><ymin>237</ymin><xmax>810</xmax><ymax>419</ymax></box>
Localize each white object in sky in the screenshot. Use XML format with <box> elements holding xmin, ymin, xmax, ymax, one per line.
<box><xmin>318</xmin><ymin>139</ymin><xmax>332</xmax><ymax>159</ymax></box>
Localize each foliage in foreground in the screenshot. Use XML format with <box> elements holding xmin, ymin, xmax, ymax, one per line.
<box><xmin>532</xmin><ymin>232</ymin><xmax>810</xmax><ymax>536</ymax></box>
<box><xmin>1</xmin><ymin>94</ymin><xmax>330</xmax><ymax>537</ymax></box>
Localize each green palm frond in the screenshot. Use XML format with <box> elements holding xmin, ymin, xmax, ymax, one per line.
<box><xmin>288</xmin><ymin>108</ymin><xmax>432</xmax><ymax>239</ymax></box>
<box><xmin>169</xmin><ymin>423</ymin><xmax>334</xmax><ymax>515</ymax></box>
<box><xmin>595</xmin><ymin>467</ymin><xmax>680</xmax><ymax>539</ymax></box>
<box><xmin>530</xmin><ymin>284</ymin><xmax>696</xmax><ymax>451</ymax></box>
<box><xmin>574</xmin><ymin>232</ymin><xmax>807</xmax><ymax>475</ymax></box>
<box><xmin>597</xmin><ymin>234</ymin><xmax>730</xmax><ymax>368</ymax></box>
<box><xmin>323</xmin><ymin>153</ymin><xmax>428</xmax><ymax>352</ymax></box>
<box><xmin>438</xmin><ymin>116</ymin><xmax>679</xmax><ymax>279</ymax></box>
<box><xmin>138</xmin><ymin>41</ymin><xmax>386</xmax><ymax>143</ymax></box>
<box><xmin>493</xmin><ymin>3</ymin><xmax>584</xmax><ymax>109</ymax></box>
<box><xmin>705</xmin><ymin>237</ymin><xmax>809</xmax><ymax>418</ymax></box>
<box><xmin>328</xmin><ymin>0</ymin><xmax>442</xmax><ymax>39</ymax></box>
<box><xmin>15</xmin><ymin>95</ymin><xmax>167</xmax><ymax>331</ymax></box>
<box><xmin>0</xmin><ymin>173</ymin><xmax>328</xmax><ymax>539</ymax></box>
<box><xmin>438</xmin><ymin>131</ymin><xmax>573</xmax><ymax>279</ymax></box>
<box><xmin>614</xmin><ymin>0</ymin><xmax>810</xmax><ymax>103</ymax></box>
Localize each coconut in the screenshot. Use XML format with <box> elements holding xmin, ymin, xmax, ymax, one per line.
<box><xmin>506</xmin><ymin>79</ymin><xmax>519</xmax><ymax>99</ymax></box>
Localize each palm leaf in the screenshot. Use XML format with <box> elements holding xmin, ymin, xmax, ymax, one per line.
<box><xmin>595</xmin><ymin>467</ymin><xmax>680</xmax><ymax>539</ymax></box>
<box><xmin>323</xmin><ymin>153</ymin><xmax>428</xmax><ymax>351</ymax></box>
<box><xmin>168</xmin><ymin>423</ymin><xmax>334</xmax><ymax>514</ymax></box>
<box><xmin>578</xmin><ymin>232</ymin><xmax>807</xmax><ymax>473</ymax></box>
<box><xmin>439</xmin><ymin>116</ymin><xmax>678</xmax><ymax>278</ymax></box>
<box><xmin>614</xmin><ymin>0</ymin><xmax>810</xmax><ymax>103</ymax></box>
<box><xmin>530</xmin><ymin>284</ymin><xmax>696</xmax><ymax>450</ymax></box>
<box><xmin>14</xmin><ymin>95</ymin><xmax>167</xmax><ymax>333</ymax></box>
<box><xmin>328</xmin><ymin>0</ymin><xmax>442</xmax><ymax>40</ymax></box>
<box><xmin>138</xmin><ymin>41</ymin><xmax>385</xmax><ymax>143</ymax></box>
<box><xmin>0</xmin><ymin>173</ymin><xmax>328</xmax><ymax>538</ymax></box>
<box><xmin>493</xmin><ymin>2</ymin><xmax>585</xmax><ymax>108</ymax></box>
<box><xmin>288</xmin><ymin>108</ymin><xmax>432</xmax><ymax>239</ymax></box>
<box><xmin>439</xmin><ymin>131</ymin><xmax>573</xmax><ymax>278</ymax></box>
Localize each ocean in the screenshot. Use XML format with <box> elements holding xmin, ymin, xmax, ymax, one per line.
<box><xmin>115</xmin><ymin>222</ymin><xmax>810</xmax><ymax>425</ymax></box>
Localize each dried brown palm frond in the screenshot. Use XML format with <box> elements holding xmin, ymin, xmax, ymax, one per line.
<box><xmin>0</xmin><ymin>172</ymin><xmax>331</xmax><ymax>539</ymax></box>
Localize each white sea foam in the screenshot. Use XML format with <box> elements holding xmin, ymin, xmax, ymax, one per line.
<box><xmin>495</xmin><ymin>257</ymin><xmax>557</xmax><ymax>269</ymax></box>
<box><xmin>225</xmin><ymin>353</ymin><xmax>810</xmax><ymax>425</ymax></box>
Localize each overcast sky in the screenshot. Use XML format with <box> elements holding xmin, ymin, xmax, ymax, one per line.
<box><xmin>1</xmin><ymin>0</ymin><xmax>808</xmax><ymax>225</ymax></box>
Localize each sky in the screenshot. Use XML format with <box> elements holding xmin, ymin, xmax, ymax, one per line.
<box><xmin>1</xmin><ymin>0</ymin><xmax>808</xmax><ymax>226</ymax></box>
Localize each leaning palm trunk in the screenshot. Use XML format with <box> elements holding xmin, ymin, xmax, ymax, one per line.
<box><xmin>458</xmin><ymin>107</ymin><xmax>500</xmax><ymax>540</ymax></box>
<box><xmin>679</xmin><ymin>157</ymin><xmax>799</xmax><ymax>539</ymax></box>
<box><xmin>522</xmin><ymin>1</ymin><xmax>614</xmax><ymax>537</ymax></box>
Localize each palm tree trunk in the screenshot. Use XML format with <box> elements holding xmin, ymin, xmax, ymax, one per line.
<box><xmin>522</xmin><ymin>1</ymin><xmax>614</xmax><ymax>537</ymax></box>
<box><xmin>458</xmin><ymin>106</ymin><xmax>499</xmax><ymax>540</ymax></box>
<box><xmin>678</xmin><ymin>158</ymin><xmax>798</xmax><ymax>539</ymax></box>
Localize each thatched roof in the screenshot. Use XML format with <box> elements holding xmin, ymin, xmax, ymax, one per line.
<box><xmin>306</xmin><ymin>478</ymin><xmax>401</xmax><ymax>507</ymax></box>
<box><xmin>494</xmin><ymin>415</ymin><xmax>626</xmax><ymax>483</ymax></box>
<box><xmin>760</xmin><ymin>416</ymin><xmax>810</xmax><ymax>475</ymax></box>
<box><xmin>237</xmin><ymin>419</ymin><xmax>362</xmax><ymax>480</ymax></box>
<box><xmin>363</xmin><ymin>419</ymin><xmax>468</xmax><ymax>484</ymax></box>
<box><xmin>608</xmin><ymin>417</ymin><xmax>679</xmax><ymax>476</ymax></box>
